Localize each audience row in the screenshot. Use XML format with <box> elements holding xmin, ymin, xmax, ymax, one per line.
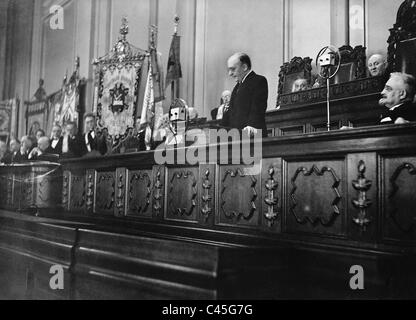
<box><xmin>0</xmin><ymin>113</ymin><xmax>107</xmax><ymax>164</ymax></box>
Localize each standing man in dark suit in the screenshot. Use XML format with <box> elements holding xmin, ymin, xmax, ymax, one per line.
<box><xmin>81</xmin><ymin>113</ymin><xmax>107</xmax><ymax>157</ymax></box>
<box><xmin>222</xmin><ymin>52</ymin><xmax>268</xmax><ymax>137</ymax></box>
<box><xmin>49</xmin><ymin>124</ymin><xmax>63</xmax><ymax>155</ymax></box>
<box><xmin>61</xmin><ymin>121</ymin><xmax>83</xmax><ymax>158</ymax></box>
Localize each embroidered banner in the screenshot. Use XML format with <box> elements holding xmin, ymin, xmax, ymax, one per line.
<box><xmin>25</xmin><ymin>100</ymin><xmax>48</xmax><ymax>136</ymax></box>
<box><xmin>98</xmin><ymin>63</ymin><xmax>141</xmax><ymax>137</ymax></box>
<box><xmin>0</xmin><ymin>99</ymin><xmax>19</xmax><ymax>140</ymax></box>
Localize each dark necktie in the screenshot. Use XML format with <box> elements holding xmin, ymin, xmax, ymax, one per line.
<box><xmin>233</xmin><ymin>82</ymin><xmax>240</xmax><ymax>95</ymax></box>
<box><xmin>230</xmin><ymin>82</ymin><xmax>240</xmax><ymax>108</ymax></box>
<box><xmin>88</xmin><ymin>131</ymin><xmax>93</xmax><ymax>144</ymax></box>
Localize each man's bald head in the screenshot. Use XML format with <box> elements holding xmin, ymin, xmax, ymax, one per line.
<box><xmin>227</xmin><ymin>53</ymin><xmax>252</xmax><ymax>83</ymax></box>
<box><xmin>37</xmin><ymin>136</ymin><xmax>50</xmax><ymax>152</ymax></box>
<box><xmin>368</xmin><ymin>54</ymin><xmax>387</xmax><ymax>77</ymax></box>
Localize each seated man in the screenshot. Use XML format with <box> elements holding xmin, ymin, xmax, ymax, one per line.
<box><xmin>379</xmin><ymin>72</ymin><xmax>416</xmax><ymax>124</ymax></box>
<box><xmin>61</xmin><ymin>121</ymin><xmax>83</xmax><ymax>158</ymax></box>
<box><xmin>50</xmin><ymin>124</ymin><xmax>63</xmax><ymax>155</ymax></box>
<box><xmin>2</xmin><ymin>138</ymin><xmax>20</xmax><ymax>164</ymax></box>
<box><xmin>12</xmin><ymin>136</ymin><xmax>33</xmax><ymax>162</ymax></box>
<box><xmin>81</xmin><ymin>113</ymin><xmax>107</xmax><ymax>157</ymax></box>
<box><xmin>292</xmin><ymin>78</ymin><xmax>309</xmax><ymax>92</ymax></box>
<box><xmin>28</xmin><ymin>136</ymin><xmax>57</xmax><ymax>161</ymax></box>
<box><xmin>368</xmin><ymin>54</ymin><xmax>387</xmax><ymax>77</ymax></box>
<box><xmin>211</xmin><ymin>90</ymin><xmax>231</xmax><ymax>120</ymax></box>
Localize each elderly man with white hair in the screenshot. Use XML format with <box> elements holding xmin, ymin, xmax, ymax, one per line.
<box><xmin>28</xmin><ymin>136</ymin><xmax>53</xmax><ymax>160</ymax></box>
<box><xmin>212</xmin><ymin>90</ymin><xmax>231</xmax><ymax>120</ymax></box>
<box><xmin>379</xmin><ymin>72</ymin><xmax>416</xmax><ymax>124</ymax></box>
<box><xmin>12</xmin><ymin>135</ymin><xmax>32</xmax><ymax>162</ymax></box>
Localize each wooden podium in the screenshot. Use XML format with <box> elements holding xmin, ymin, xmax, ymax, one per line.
<box><xmin>0</xmin><ymin>162</ymin><xmax>62</xmax><ymax>213</ymax></box>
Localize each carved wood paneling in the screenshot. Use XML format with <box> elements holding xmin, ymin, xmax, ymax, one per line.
<box><xmin>0</xmin><ymin>172</ymin><xmax>14</xmax><ymax>209</ymax></box>
<box><xmin>382</xmin><ymin>156</ymin><xmax>416</xmax><ymax>242</ymax></box>
<box><xmin>261</xmin><ymin>159</ymin><xmax>282</xmax><ymax>232</ymax></box>
<box><xmin>286</xmin><ymin>160</ymin><xmax>345</xmax><ymax>236</ymax></box>
<box><xmin>347</xmin><ymin>153</ymin><xmax>378</xmax><ymax>242</ymax></box>
<box><xmin>69</xmin><ymin>172</ymin><xmax>86</xmax><ymax>212</ymax></box>
<box><xmin>86</xmin><ymin>170</ymin><xmax>96</xmax><ymax>214</ymax></box>
<box><xmin>126</xmin><ymin>169</ymin><xmax>153</xmax><ymax>218</ymax></box>
<box><xmin>199</xmin><ymin>164</ymin><xmax>216</xmax><ymax>225</ymax></box>
<box><xmin>166</xmin><ymin>167</ymin><xmax>199</xmax><ymax>223</ymax></box>
<box><xmin>62</xmin><ymin>171</ymin><xmax>71</xmax><ymax>211</ymax></box>
<box><xmin>95</xmin><ymin>171</ymin><xmax>115</xmax><ymax>216</ymax></box>
<box><xmin>115</xmin><ymin>168</ymin><xmax>127</xmax><ymax>217</ymax></box>
<box><xmin>351</xmin><ymin>160</ymin><xmax>372</xmax><ymax>232</ymax></box>
<box><xmin>219</xmin><ymin>165</ymin><xmax>260</xmax><ymax>227</ymax></box>
<box><xmin>19</xmin><ymin>172</ymin><xmax>34</xmax><ymax>210</ymax></box>
<box><xmin>152</xmin><ymin>165</ymin><xmax>165</xmax><ymax>218</ymax></box>
<box><xmin>36</xmin><ymin>175</ymin><xmax>54</xmax><ymax>208</ymax></box>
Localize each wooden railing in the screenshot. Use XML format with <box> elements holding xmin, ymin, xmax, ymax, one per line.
<box><xmin>1</xmin><ymin>123</ymin><xmax>416</xmax><ymax>299</ymax></box>
<box><xmin>50</xmin><ymin>123</ymin><xmax>416</xmax><ymax>249</ymax></box>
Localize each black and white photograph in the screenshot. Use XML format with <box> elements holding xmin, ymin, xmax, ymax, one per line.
<box><xmin>0</xmin><ymin>0</ymin><xmax>415</xmax><ymax>305</ymax></box>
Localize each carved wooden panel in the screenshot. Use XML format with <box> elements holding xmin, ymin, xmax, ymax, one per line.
<box><xmin>382</xmin><ymin>156</ymin><xmax>416</xmax><ymax>243</ymax></box>
<box><xmin>347</xmin><ymin>153</ymin><xmax>377</xmax><ymax>242</ymax></box>
<box><xmin>18</xmin><ymin>172</ymin><xmax>35</xmax><ymax>210</ymax></box>
<box><xmin>86</xmin><ymin>170</ymin><xmax>96</xmax><ymax>214</ymax></box>
<box><xmin>166</xmin><ymin>167</ymin><xmax>199</xmax><ymax>223</ymax></box>
<box><xmin>69</xmin><ymin>171</ymin><xmax>86</xmax><ymax>213</ymax></box>
<box><xmin>198</xmin><ymin>164</ymin><xmax>216</xmax><ymax>226</ymax></box>
<box><xmin>218</xmin><ymin>165</ymin><xmax>260</xmax><ymax>228</ymax></box>
<box><xmin>95</xmin><ymin>171</ymin><xmax>115</xmax><ymax>216</ymax></box>
<box><xmin>261</xmin><ymin>159</ymin><xmax>282</xmax><ymax>233</ymax></box>
<box><xmin>114</xmin><ymin>168</ymin><xmax>127</xmax><ymax>217</ymax></box>
<box><xmin>285</xmin><ymin>160</ymin><xmax>345</xmax><ymax>236</ymax></box>
<box><xmin>62</xmin><ymin>170</ymin><xmax>71</xmax><ymax>211</ymax></box>
<box><xmin>152</xmin><ymin>165</ymin><xmax>165</xmax><ymax>219</ymax></box>
<box><xmin>35</xmin><ymin>170</ymin><xmax>62</xmax><ymax>209</ymax></box>
<box><xmin>126</xmin><ymin>169</ymin><xmax>153</xmax><ymax>218</ymax></box>
<box><xmin>0</xmin><ymin>172</ymin><xmax>14</xmax><ymax>209</ymax></box>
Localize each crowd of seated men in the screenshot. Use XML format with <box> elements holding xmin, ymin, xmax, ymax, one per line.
<box><xmin>1</xmin><ymin>54</ymin><xmax>416</xmax><ymax>165</ymax></box>
<box><xmin>0</xmin><ymin>113</ymin><xmax>107</xmax><ymax>164</ymax></box>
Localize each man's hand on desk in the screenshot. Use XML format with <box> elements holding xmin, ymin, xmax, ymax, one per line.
<box><xmin>243</xmin><ymin>126</ymin><xmax>258</xmax><ymax>137</ymax></box>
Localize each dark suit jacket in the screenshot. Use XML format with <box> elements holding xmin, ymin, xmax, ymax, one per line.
<box><xmin>12</xmin><ymin>150</ymin><xmax>29</xmax><ymax>163</ymax></box>
<box><xmin>61</xmin><ymin>135</ymin><xmax>84</xmax><ymax>159</ymax></box>
<box><xmin>211</xmin><ymin>108</ymin><xmax>219</xmax><ymax>120</ymax></box>
<box><xmin>80</xmin><ymin>132</ymin><xmax>107</xmax><ymax>156</ymax></box>
<box><xmin>49</xmin><ymin>137</ymin><xmax>63</xmax><ymax>155</ymax></box>
<box><xmin>1</xmin><ymin>151</ymin><xmax>13</xmax><ymax>164</ymax></box>
<box><xmin>222</xmin><ymin>71</ymin><xmax>268</xmax><ymax>136</ymax></box>
<box><xmin>380</xmin><ymin>101</ymin><xmax>416</xmax><ymax>124</ymax></box>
